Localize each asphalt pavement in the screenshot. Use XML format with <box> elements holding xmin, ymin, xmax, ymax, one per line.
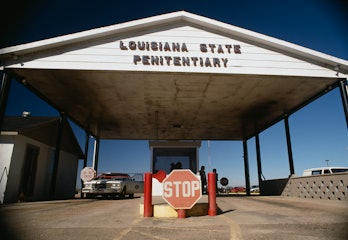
<box><xmin>0</xmin><ymin>194</ymin><xmax>347</xmax><ymax>240</ymax></box>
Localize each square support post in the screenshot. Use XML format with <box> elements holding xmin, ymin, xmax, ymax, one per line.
<box><xmin>243</xmin><ymin>140</ymin><xmax>251</xmax><ymax>196</ymax></box>
<box><xmin>284</xmin><ymin>115</ymin><xmax>295</xmax><ymax>175</ymax></box>
<box><xmin>255</xmin><ymin>133</ymin><xmax>263</xmax><ymax>194</ymax></box>
<box><xmin>81</xmin><ymin>131</ymin><xmax>90</xmax><ymax>198</ymax></box>
<box><xmin>339</xmin><ymin>79</ymin><xmax>348</xmax><ymax>130</ymax></box>
<box><xmin>92</xmin><ymin>137</ymin><xmax>100</xmax><ymax>173</ymax></box>
<box><xmin>49</xmin><ymin>113</ymin><xmax>65</xmax><ymax>199</ymax></box>
<box><xmin>0</xmin><ymin>71</ymin><xmax>11</xmax><ymax>131</ymax></box>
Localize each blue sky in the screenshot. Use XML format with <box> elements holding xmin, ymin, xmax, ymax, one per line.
<box><xmin>2</xmin><ymin>0</ymin><xmax>348</xmax><ymax>187</ymax></box>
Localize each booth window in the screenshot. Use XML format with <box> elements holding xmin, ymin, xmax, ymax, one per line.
<box><xmin>152</xmin><ymin>148</ymin><xmax>197</xmax><ymax>174</ymax></box>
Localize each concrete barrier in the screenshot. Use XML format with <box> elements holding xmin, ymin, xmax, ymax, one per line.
<box><xmin>139</xmin><ymin>195</ymin><xmax>209</xmax><ymax>217</ymax></box>
<box><xmin>282</xmin><ymin>173</ymin><xmax>348</xmax><ymax>201</ymax></box>
<box><xmin>260</xmin><ymin>178</ymin><xmax>290</xmax><ymax>196</ymax></box>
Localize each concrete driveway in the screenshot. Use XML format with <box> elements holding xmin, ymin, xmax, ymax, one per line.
<box><xmin>1</xmin><ymin>195</ymin><xmax>347</xmax><ymax>240</ymax></box>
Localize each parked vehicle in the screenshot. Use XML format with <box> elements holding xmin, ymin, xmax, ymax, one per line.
<box><xmin>250</xmin><ymin>185</ymin><xmax>259</xmax><ymax>193</ymax></box>
<box><xmin>302</xmin><ymin>167</ymin><xmax>348</xmax><ymax>176</ymax></box>
<box><xmin>230</xmin><ymin>187</ymin><xmax>246</xmax><ymax>193</ymax></box>
<box><xmin>82</xmin><ymin>172</ymin><xmax>144</xmax><ymax>199</ymax></box>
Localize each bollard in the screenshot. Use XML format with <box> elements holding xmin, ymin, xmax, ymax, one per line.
<box><xmin>208</xmin><ymin>172</ymin><xmax>217</xmax><ymax>216</ymax></box>
<box><xmin>177</xmin><ymin>209</ymin><xmax>186</xmax><ymax>218</ymax></box>
<box><xmin>143</xmin><ymin>172</ymin><xmax>153</xmax><ymax>217</ymax></box>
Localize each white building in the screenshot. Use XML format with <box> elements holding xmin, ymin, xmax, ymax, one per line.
<box><xmin>0</xmin><ymin>116</ymin><xmax>83</xmax><ymax>203</ymax></box>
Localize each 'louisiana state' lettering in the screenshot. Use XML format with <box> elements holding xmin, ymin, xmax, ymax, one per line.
<box><xmin>119</xmin><ymin>40</ymin><xmax>242</xmax><ymax>68</ymax></box>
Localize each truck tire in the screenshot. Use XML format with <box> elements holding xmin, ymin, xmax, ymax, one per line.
<box><xmin>119</xmin><ymin>187</ymin><xmax>126</xmax><ymax>199</ymax></box>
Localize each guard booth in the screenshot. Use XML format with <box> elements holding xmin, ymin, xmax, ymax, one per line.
<box><xmin>149</xmin><ymin>141</ymin><xmax>201</xmax><ymax>195</ymax></box>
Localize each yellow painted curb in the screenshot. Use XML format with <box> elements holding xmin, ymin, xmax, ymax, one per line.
<box><xmin>140</xmin><ymin>202</ymin><xmax>210</xmax><ymax>218</ymax></box>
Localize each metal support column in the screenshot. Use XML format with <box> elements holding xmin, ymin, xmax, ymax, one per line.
<box><xmin>243</xmin><ymin>140</ymin><xmax>251</xmax><ymax>196</ymax></box>
<box><xmin>339</xmin><ymin>79</ymin><xmax>348</xmax><ymax>129</ymax></box>
<box><xmin>284</xmin><ymin>115</ymin><xmax>295</xmax><ymax>175</ymax></box>
<box><xmin>49</xmin><ymin>113</ymin><xmax>65</xmax><ymax>200</ymax></box>
<box><xmin>81</xmin><ymin>131</ymin><xmax>90</xmax><ymax>198</ymax></box>
<box><xmin>83</xmin><ymin>131</ymin><xmax>90</xmax><ymax>168</ymax></box>
<box><xmin>92</xmin><ymin>137</ymin><xmax>100</xmax><ymax>173</ymax></box>
<box><xmin>255</xmin><ymin>133</ymin><xmax>263</xmax><ymax>194</ymax></box>
<box><xmin>0</xmin><ymin>71</ymin><xmax>11</xmax><ymax>131</ymax></box>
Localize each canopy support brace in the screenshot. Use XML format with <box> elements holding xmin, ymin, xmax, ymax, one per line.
<box><xmin>243</xmin><ymin>140</ymin><xmax>251</xmax><ymax>196</ymax></box>
<box><xmin>284</xmin><ymin>115</ymin><xmax>295</xmax><ymax>175</ymax></box>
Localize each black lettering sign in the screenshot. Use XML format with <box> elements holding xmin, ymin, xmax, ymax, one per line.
<box><xmin>133</xmin><ymin>55</ymin><xmax>141</xmax><ymax>64</ymax></box>
<box><xmin>208</xmin><ymin>44</ymin><xmax>216</xmax><ymax>53</ymax></box>
<box><xmin>129</xmin><ymin>41</ymin><xmax>136</xmax><ymax>50</ymax></box>
<box><xmin>119</xmin><ymin>40</ymin><xmax>242</xmax><ymax>68</ymax></box>
<box><xmin>120</xmin><ymin>41</ymin><xmax>127</xmax><ymax>50</ymax></box>
<box><xmin>234</xmin><ymin>45</ymin><xmax>241</xmax><ymax>54</ymax></box>
<box><xmin>200</xmin><ymin>44</ymin><xmax>207</xmax><ymax>53</ymax></box>
<box><xmin>142</xmin><ymin>55</ymin><xmax>150</xmax><ymax>65</ymax></box>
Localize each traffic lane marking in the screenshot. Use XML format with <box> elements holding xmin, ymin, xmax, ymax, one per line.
<box><xmin>112</xmin><ymin>216</ymin><xmax>143</xmax><ymax>240</ymax></box>
<box><xmin>220</xmin><ymin>215</ymin><xmax>243</xmax><ymax>240</ymax></box>
<box><xmin>131</xmin><ymin>229</ymin><xmax>170</xmax><ymax>240</ymax></box>
<box><xmin>116</xmin><ymin>215</ymin><xmax>230</xmax><ymax>240</ymax></box>
<box><xmin>133</xmin><ymin>225</ymin><xmax>226</xmax><ymax>240</ymax></box>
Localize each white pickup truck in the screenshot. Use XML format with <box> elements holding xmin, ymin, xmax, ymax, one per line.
<box><xmin>302</xmin><ymin>167</ymin><xmax>348</xmax><ymax>176</ymax></box>
<box><xmin>82</xmin><ymin>172</ymin><xmax>144</xmax><ymax>199</ymax></box>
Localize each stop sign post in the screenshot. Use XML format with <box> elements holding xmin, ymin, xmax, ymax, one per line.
<box><xmin>162</xmin><ymin>169</ymin><xmax>202</xmax><ymax>211</ymax></box>
<box><xmin>80</xmin><ymin>167</ymin><xmax>96</xmax><ymax>182</ymax></box>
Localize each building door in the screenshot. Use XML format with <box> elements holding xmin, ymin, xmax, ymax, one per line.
<box><xmin>20</xmin><ymin>144</ymin><xmax>39</xmax><ymax>200</ymax></box>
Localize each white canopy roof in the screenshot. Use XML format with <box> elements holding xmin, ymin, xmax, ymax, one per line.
<box><xmin>1</xmin><ymin>11</ymin><xmax>347</xmax><ymax>140</ymax></box>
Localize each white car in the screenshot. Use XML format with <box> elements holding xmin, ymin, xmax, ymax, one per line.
<box><xmin>250</xmin><ymin>185</ymin><xmax>259</xmax><ymax>193</ymax></box>
<box><xmin>82</xmin><ymin>172</ymin><xmax>144</xmax><ymax>199</ymax></box>
<box><xmin>302</xmin><ymin>167</ymin><xmax>348</xmax><ymax>176</ymax></box>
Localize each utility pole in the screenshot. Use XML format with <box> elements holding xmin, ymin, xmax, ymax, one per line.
<box><xmin>325</xmin><ymin>160</ymin><xmax>329</xmax><ymax>167</ymax></box>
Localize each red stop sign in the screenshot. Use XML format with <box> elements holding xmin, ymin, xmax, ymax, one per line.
<box><xmin>162</xmin><ymin>169</ymin><xmax>202</xmax><ymax>209</ymax></box>
<box><xmin>80</xmin><ymin>167</ymin><xmax>96</xmax><ymax>182</ymax></box>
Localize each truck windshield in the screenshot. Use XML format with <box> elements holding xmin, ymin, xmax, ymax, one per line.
<box><xmin>96</xmin><ymin>174</ymin><xmax>130</xmax><ymax>180</ymax></box>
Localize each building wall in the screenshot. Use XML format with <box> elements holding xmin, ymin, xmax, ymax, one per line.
<box><xmin>0</xmin><ymin>135</ymin><xmax>15</xmax><ymax>203</ymax></box>
<box><xmin>55</xmin><ymin>150</ymin><xmax>79</xmax><ymax>199</ymax></box>
<box><xmin>0</xmin><ymin>134</ymin><xmax>79</xmax><ymax>203</ymax></box>
<box><xmin>261</xmin><ymin>173</ymin><xmax>348</xmax><ymax>201</ymax></box>
<box><xmin>2</xmin><ymin>134</ymin><xmax>28</xmax><ymax>203</ymax></box>
<box><xmin>282</xmin><ymin>173</ymin><xmax>348</xmax><ymax>201</ymax></box>
<box><xmin>260</xmin><ymin>178</ymin><xmax>290</xmax><ymax>196</ymax></box>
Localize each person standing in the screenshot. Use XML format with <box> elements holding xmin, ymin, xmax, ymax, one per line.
<box><xmin>213</xmin><ymin>168</ymin><xmax>218</xmax><ymax>194</ymax></box>
<box><xmin>199</xmin><ymin>166</ymin><xmax>207</xmax><ymax>194</ymax></box>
